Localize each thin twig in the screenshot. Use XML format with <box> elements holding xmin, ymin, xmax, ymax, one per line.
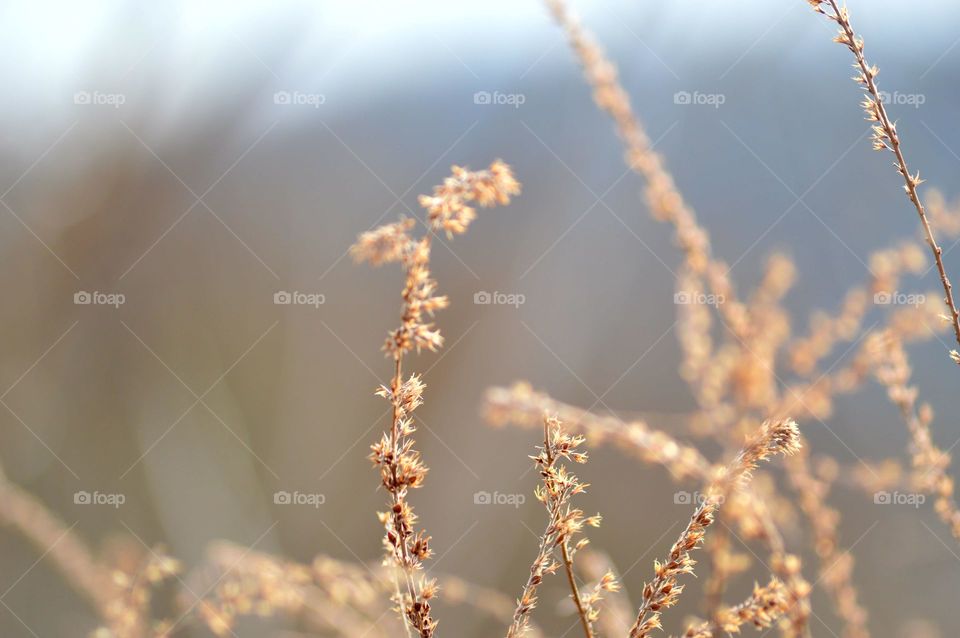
<box><xmin>811</xmin><ymin>0</ymin><xmax>960</xmax><ymax>362</ymax></box>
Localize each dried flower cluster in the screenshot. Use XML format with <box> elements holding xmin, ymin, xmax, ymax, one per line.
<box><xmin>507</xmin><ymin>415</ymin><xmax>611</xmax><ymax>638</ymax></box>
<box><xmin>354</xmin><ymin>161</ymin><xmax>520</xmax><ymax>637</ymax></box>
<box><xmin>351</xmin><ymin>160</ymin><xmax>520</xmax><ymax>357</ymax></box>
<box><xmin>579</xmin><ymin>551</ymin><xmax>635</xmax><ymax>635</ymax></box>
<box><xmin>681</xmin><ymin>577</ymin><xmax>790</xmax><ymax>638</ymax></box>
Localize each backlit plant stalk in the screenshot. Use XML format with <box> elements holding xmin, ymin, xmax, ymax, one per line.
<box><xmin>809</xmin><ymin>0</ymin><xmax>960</xmax><ymax>363</ymax></box>
<box><xmin>485</xmin><ymin>383</ymin><xmax>811</xmax><ymax>636</ymax></box>
<box><xmin>681</xmin><ymin>577</ymin><xmax>790</xmax><ymax>638</ymax></box>
<box><xmin>628</xmin><ymin>419</ymin><xmax>801</xmax><ymax>638</ymax></box>
<box><xmin>353</xmin><ymin>160</ymin><xmax>520</xmax><ymax>637</ymax></box>
<box><xmin>544</xmin><ymin>0</ymin><xmax>750</xmax><ymax>338</ymax></box>
<box><xmin>869</xmin><ymin>331</ymin><xmax>960</xmax><ymax>540</ymax></box>
<box><xmin>507</xmin><ymin>415</ymin><xmax>611</xmax><ymax>638</ymax></box>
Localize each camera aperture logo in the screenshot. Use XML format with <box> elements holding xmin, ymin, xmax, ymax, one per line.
<box><xmin>74</xmin><ymin>490</ymin><xmax>126</xmax><ymax>508</ymax></box>
<box><xmin>673</xmin><ymin>490</ymin><xmax>723</xmax><ymax>506</ymax></box>
<box><xmin>873</xmin><ymin>490</ymin><xmax>925</xmax><ymax>508</ymax></box>
<box><xmin>673</xmin><ymin>91</ymin><xmax>725</xmax><ymax>109</ymax></box>
<box><xmin>273</xmin><ymin>91</ymin><xmax>325</xmax><ymax>108</ymax></box>
<box><xmin>473</xmin><ymin>490</ymin><xmax>525</xmax><ymax>508</ymax></box>
<box><xmin>877</xmin><ymin>91</ymin><xmax>925</xmax><ymax>109</ymax></box>
<box><xmin>473</xmin><ymin>290</ymin><xmax>525</xmax><ymax>308</ymax></box>
<box><xmin>274</xmin><ymin>290</ymin><xmax>325</xmax><ymax>308</ymax></box>
<box><xmin>473</xmin><ymin>91</ymin><xmax>526</xmax><ymax>109</ymax></box>
<box><xmin>673</xmin><ymin>291</ymin><xmax>724</xmax><ymax>307</ymax></box>
<box><xmin>74</xmin><ymin>290</ymin><xmax>125</xmax><ymax>308</ymax></box>
<box><xmin>74</xmin><ymin>90</ymin><xmax>126</xmax><ymax>108</ymax></box>
<box><xmin>273</xmin><ymin>490</ymin><xmax>325</xmax><ymax>508</ymax></box>
<box><xmin>873</xmin><ymin>291</ymin><xmax>925</xmax><ymax>307</ymax></box>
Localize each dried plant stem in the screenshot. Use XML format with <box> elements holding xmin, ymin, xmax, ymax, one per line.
<box><xmin>536</xmin><ymin>7</ymin><xmax>817</xmax><ymax>630</ymax></box>
<box><xmin>394</xmin><ymin>572</ymin><xmax>415</xmax><ymax>638</ymax></box>
<box><xmin>383</xmin><ymin>353</ymin><xmax>434</xmax><ymax>637</ymax></box>
<box><xmin>811</xmin><ymin>0</ymin><xmax>960</xmax><ymax>361</ymax></box>
<box><xmin>702</xmin><ymin>525</ymin><xmax>734</xmax><ymax>622</ymax></box>
<box><xmin>778</xmin><ymin>299</ymin><xmax>947</xmax><ymax>426</ymax></box>
<box><xmin>775</xmin><ymin>301</ymin><xmax>952</xmax><ymax>638</ymax></box>
<box><xmin>548</xmin><ymin>430</ymin><xmax>596</xmax><ymax>638</ymax></box>
<box><xmin>388</xmin><ymin>356</ymin><xmax>430</xmax><ymax>633</ymax></box>
<box><xmin>628</xmin><ymin>419</ymin><xmax>800</xmax><ymax>638</ymax></box>
<box><xmin>789</xmin><ymin>241</ymin><xmax>927</xmax><ymax>377</ymax></box>
<box><xmin>487</xmin><ymin>385</ymin><xmax>778</xmax><ymax>539</ymax></box>
<box><xmin>507</xmin><ymin>416</ymin><xmax>605</xmax><ymax>638</ymax></box>
<box><xmin>0</xmin><ymin>475</ymin><xmax>114</xmax><ymax>617</ymax></box>
<box><xmin>869</xmin><ymin>331</ymin><xmax>960</xmax><ymax>539</ymax></box>
<box><xmin>355</xmin><ymin>161</ymin><xmax>521</xmax><ymax>638</ymax></box>
<box><xmin>199</xmin><ymin>542</ymin><xmax>545</xmax><ymax>637</ymax></box>
<box><xmin>782</xmin><ymin>447</ymin><xmax>868</xmax><ymax>638</ymax></box>
<box><xmin>198</xmin><ymin>543</ymin><xmax>547</xmax><ymax>637</ymax></box>
<box><xmin>539</xmin><ymin>10</ymin><xmax>815</xmax><ymax>627</ymax></box>
<box><xmin>507</xmin><ymin>511</ymin><xmax>560</xmax><ymax>638</ymax></box>
<box><xmin>718</xmin><ymin>477</ymin><xmax>810</xmax><ymax>638</ymax></box>
<box><xmin>580</xmin><ymin>551</ymin><xmax>633</xmax><ymax>635</ymax></box>
<box><xmin>777</xmin><ymin>306</ymin><xmax>957</xmax><ymax>638</ymax></box>
<box><xmin>560</xmin><ymin>539</ymin><xmax>593</xmax><ymax>638</ymax></box>
<box><xmin>770</xmin><ymin>369</ymin><xmax>870</xmax><ymax>638</ymax></box>
<box><xmin>544</xmin><ymin>0</ymin><xmax>749</xmax><ymax>336</ymax></box>
<box><xmin>486</xmin><ymin>383</ymin><xmax>712</xmax><ymax>483</ymax></box>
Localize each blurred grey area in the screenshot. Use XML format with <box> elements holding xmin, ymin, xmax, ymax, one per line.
<box><xmin>1</xmin><ymin>0</ymin><xmax>959</xmax><ymax>635</ymax></box>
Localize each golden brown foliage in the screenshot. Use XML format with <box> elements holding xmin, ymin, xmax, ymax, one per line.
<box><xmin>869</xmin><ymin>331</ymin><xmax>960</xmax><ymax>539</ymax></box>
<box><xmin>628</xmin><ymin>420</ymin><xmax>801</xmax><ymax>638</ymax></box>
<box><xmin>1</xmin><ymin>4</ymin><xmax>960</xmax><ymax>638</ymax></box>
<box><xmin>809</xmin><ymin>0</ymin><xmax>960</xmax><ymax>362</ymax></box>
<box><xmin>355</xmin><ymin>160</ymin><xmax>521</xmax><ymax>636</ymax></box>
<box><xmin>507</xmin><ymin>415</ymin><xmax>606</xmax><ymax>638</ymax></box>
<box><xmin>681</xmin><ymin>577</ymin><xmax>790</xmax><ymax>638</ymax></box>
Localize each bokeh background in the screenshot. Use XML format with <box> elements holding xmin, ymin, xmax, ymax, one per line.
<box><xmin>1</xmin><ymin>0</ymin><xmax>959</xmax><ymax>635</ymax></box>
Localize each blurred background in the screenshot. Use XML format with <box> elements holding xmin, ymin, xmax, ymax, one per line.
<box><xmin>0</xmin><ymin>0</ymin><xmax>959</xmax><ymax>635</ymax></box>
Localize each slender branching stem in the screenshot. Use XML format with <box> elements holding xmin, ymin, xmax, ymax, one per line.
<box><xmin>815</xmin><ymin>0</ymin><xmax>960</xmax><ymax>362</ymax></box>
<box><xmin>560</xmin><ymin>540</ymin><xmax>593</xmax><ymax>638</ymax></box>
